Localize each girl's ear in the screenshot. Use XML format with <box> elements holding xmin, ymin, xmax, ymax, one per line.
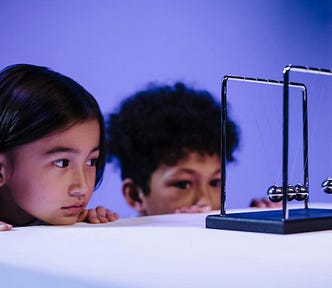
<box><xmin>122</xmin><ymin>178</ymin><xmax>147</xmax><ymax>213</ymax></box>
<box><xmin>0</xmin><ymin>154</ymin><xmax>7</xmax><ymax>187</ymax></box>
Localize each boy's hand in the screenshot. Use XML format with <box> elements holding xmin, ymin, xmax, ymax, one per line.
<box><xmin>249</xmin><ymin>198</ymin><xmax>282</xmax><ymax>208</ymax></box>
<box><xmin>78</xmin><ymin>206</ymin><xmax>119</xmax><ymax>224</ymax></box>
<box><xmin>0</xmin><ymin>221</ymin><xmax>13</xmax><ymax>231</ymax></box>
<box><xmin>174</xmin><ymin>204</ymin><xmax>212</xmax><ymax>214</ymax></box>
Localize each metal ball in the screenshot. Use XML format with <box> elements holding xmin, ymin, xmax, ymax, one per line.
<box><xmin>287</xmin><ymin>185</ymin><xmax>296</xmax><ymax>201</ymax></box>
<box><xmin>322</xmin><ymin>177</ymin><xmax>332</xmax><ymax>194</ymax></box>
<box><xmin>267</xmin><ymin>184</ymin><xmax>283</xmax><ymax>202</ymax></box>
<box><xmin>294</xmin><ymin>183</ymin><xmax>308</xmax><ymax>201</ymax></box>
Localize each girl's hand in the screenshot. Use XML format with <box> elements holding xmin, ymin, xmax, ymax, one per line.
<box><xmin>78</xmin><ymin>206</ymin><xmax>119</xmax><ymax>224</ymax></box>
<box><xmin>0</xmin><ymin>221</ymin><xmax>13</xmax><ymax>231</ymax></box>
<box><xmin>174</xmin><ymin>204</ymin><xmax>212</xmax><ymax>214</ymax></box>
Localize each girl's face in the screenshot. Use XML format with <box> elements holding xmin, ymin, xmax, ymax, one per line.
<box><xmin>2</xmin><ymin>120</ymin><xmax>100</xmax><ymax>225</ymax></box>
<box><xmin>139</xmin><ymin>152</ymin><xmax>221</xmax><ymax>216</ymax></box>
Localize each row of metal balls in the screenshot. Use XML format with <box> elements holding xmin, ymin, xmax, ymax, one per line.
<box><xmin>267</xmin><ymin>178</ymin><xmax>332</xmax><ymax>202</ymax></box>
<box><xmin>267</xmin><ymin>184</ymin><xmax>308</xmax><ymax>202</ymax></box>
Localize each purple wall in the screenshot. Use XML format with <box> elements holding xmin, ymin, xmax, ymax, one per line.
<box><xmin>1</xmin><ymin>0</ymin><xmax>332</xmax><ymax>217</ymax></box>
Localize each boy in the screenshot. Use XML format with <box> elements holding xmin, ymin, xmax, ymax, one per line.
<box><xmin>106</xmin><ymin>82</ymin><xmax>239</xmax><ymax>215</ymax></box>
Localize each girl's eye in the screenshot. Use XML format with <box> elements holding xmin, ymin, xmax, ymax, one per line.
<box><xmin>86</xmin><ymin>158</ymin><xmax>98</xmax><ymax>167</ymax></box>
<box><xmin>210</xmin><ymin>179</ymin><xmax>221</xmax><ymax>187</ymax></box>
<box><xmin>173</xmin><ymin>181</ymin><xmax>192</xmax><ymax>190</ymax></box>
<box><xmin>53</xmin><ymin>159</ymin><xmax>70</xmax><ymax>168</ymax></box>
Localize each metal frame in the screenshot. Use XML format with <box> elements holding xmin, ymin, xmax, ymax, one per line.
<box><xmin>220</xmin><ymin>75</ymin><xmax>307</xmax><ymax>219</ymax></box>
<box><xmin>282</xmin><ymin>65</ymin><xmax>332</xmax><ymax>218</ymax></box>
<box><xmin>206</xmin><ymin>65</ymin><xmax>332</xmax><ymax>234</ymax></box>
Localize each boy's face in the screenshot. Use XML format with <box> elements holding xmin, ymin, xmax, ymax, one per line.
<box><xmin>1</xmin><ymin>120</ymin><xmax>100</xmax><ymax>225</ymax></box>
<box><xmin>134</xmin><ymin>152</ymin><xmax>221</xmax><ymax>216</ymax></box>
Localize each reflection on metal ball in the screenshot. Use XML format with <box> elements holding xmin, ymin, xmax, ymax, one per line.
<box><xmin>287</xmin><ymin>185</ymin><xmax>296</xmax><ymax>201</ymax></box>
<box><xmin>294</xmin><ymin>183</ymin><xmax>308</xmax><ymax>201</ymax></box>
<box><xmin>267</xmin><ymin>184</ymin><xmax>283</xmax><ymax>202</ymax></box>
<box><xmin>322</xmin><ymin>177</ymin><xmax>332</xmax><ymax>194</ymax></box>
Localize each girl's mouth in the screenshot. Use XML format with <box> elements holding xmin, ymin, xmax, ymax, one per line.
<box><xmin>61</xmin><ymin>203</ymin><xmax>85</xmax><ymax>216</ymax></box>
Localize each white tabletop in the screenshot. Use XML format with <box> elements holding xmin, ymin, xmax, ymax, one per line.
<box><xmin>1</xmin><ymin>206</ymin><xmax>332</xmax><ymax>288</ymax></box>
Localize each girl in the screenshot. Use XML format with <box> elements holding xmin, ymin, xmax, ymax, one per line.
<box><xmin>0</xmin><ymin>64</ymin><xmax>118</xmax><ymax>231</ymax></box>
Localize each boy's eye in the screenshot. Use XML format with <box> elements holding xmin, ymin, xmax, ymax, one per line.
<box><xmin>210</xmin><ymin>179</ymin><xmax>221</xmax><ymax>187</ymax></box>
<box><xmin>173</xmin><ymin>181</ymin><xmax>192</xmax><ymax>190</ymax></box>
<box><xmin>86</xmin><ymin>158</ymin><xmax>98</xmax><ymax>167</ymax></box>
<box><xmin>53</xmin><ymin>159</ymin><xmax>70</xmax><ymax>168</ymax></box>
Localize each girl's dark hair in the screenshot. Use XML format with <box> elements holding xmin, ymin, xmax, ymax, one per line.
<box><xmin>0</xmin><ymin>64</ymin><xmax>106</xmax><ymax>187</ymax></box>
<box><xmin>106</xmin><ymin>82</ymin><xmax>240</xmax><ymax>195</ymax></box>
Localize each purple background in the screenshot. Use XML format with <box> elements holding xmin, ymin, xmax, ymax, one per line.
<box><xmin>1</xmin><ymin>0</ymin><xmax>332</xmax><ymax>217</ymax></box>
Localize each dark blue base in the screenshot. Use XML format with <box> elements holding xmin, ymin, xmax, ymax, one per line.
<box><xmin>206</xmin><ymin>208</ymin><xmax>332</xmax><ymax>234</ymax></box>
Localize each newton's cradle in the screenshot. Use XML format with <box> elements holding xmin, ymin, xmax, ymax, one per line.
<box><xmin>206</xmin><ymin>65</ymin><xmax>332</xmax><ymax>234</ymax></box>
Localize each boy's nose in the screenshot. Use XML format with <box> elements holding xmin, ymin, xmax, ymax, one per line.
<box><xmin>195</xmin><ymin>186</ymin><xmax>212</xmax><ymax>206</ymax></box>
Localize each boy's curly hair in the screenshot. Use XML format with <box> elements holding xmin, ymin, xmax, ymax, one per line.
<box><xmin>106</xmin><ymin>82</ymin><xmax>239</xmax><ymax>195</ymax></box>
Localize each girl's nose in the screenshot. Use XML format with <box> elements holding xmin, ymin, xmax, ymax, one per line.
<box><xmin>68</xmin><ymin>190</ymin><xmax>85</xmax><ymax>200</ymax></box>
<box><xmin>68</xmin><ymin>170</ymin><xmax>89</xmax><ymax>199</ymax></box>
